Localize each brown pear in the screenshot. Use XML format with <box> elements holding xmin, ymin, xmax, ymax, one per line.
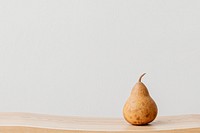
<box><xmin>123</xmin><ymin>73</ymin><xmax>158</xmax><ymax>125</ymax></box>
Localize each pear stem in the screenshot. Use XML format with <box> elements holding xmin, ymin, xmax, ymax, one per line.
<box><xmin>138</xmin><ymin>73</ymin><xmax>146</xmax><ymax>82</ymax></box>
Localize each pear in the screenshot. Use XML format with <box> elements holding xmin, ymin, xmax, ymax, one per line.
<box><xmin>123</xmin><ymin>73</ymin><xmax>158</xmax><ymax>125</ymax></box>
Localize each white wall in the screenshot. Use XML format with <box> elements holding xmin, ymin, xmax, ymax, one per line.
<box><xmin>0</xmin><ymin>0</ymin><xmax>200</xmax><ymax>117</ymax></box>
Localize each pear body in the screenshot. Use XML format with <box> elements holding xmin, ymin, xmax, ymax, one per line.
<box><xmin>123</xmin><ymin>75</ymin><xmax>158</xmax><ymax>125</ymax></box>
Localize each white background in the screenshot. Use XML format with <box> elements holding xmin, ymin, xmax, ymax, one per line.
<box><xmin>0</xmin><ymin>0</ymin><xmax>200</xmax><ymax>117</ymax></box>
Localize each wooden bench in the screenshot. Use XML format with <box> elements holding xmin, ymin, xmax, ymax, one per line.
<box><xmin>0</xmin><ymin>113</ymin><xmax>199</xmax><ymax>133</ymax></box>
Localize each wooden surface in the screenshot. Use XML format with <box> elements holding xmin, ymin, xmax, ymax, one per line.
<box><xmin>0</xmin><ymin>113</ymin><xmax>199</xmax><ymax>133</ymax></box>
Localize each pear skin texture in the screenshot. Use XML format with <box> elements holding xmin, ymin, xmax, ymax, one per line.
<box><xmin>123</xmin><ymin>75</ymin><xmax>158</xmax><ymax>126</ymax></box>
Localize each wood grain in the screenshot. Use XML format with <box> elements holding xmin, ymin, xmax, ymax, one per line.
<box><xmin>0</xmin><ymin>113</ymin><xmax>199</xmax><ymax>133</ymax></box>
